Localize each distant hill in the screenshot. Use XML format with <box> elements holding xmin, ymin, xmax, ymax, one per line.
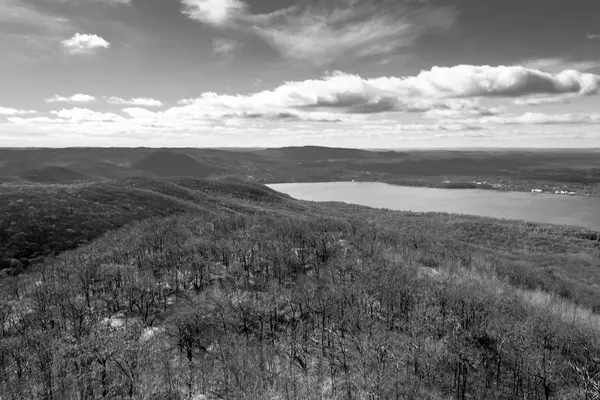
<box><xmin>0</xmin><ymin>147</ymin><xmax>598</xmax><ymax>195</ymax></box>
<box><xmin>256</xmin><ymin>146</ymin><xmax>400</xmax><ymax>161</ymax></box>
<box><xmin>17</xmin><ymin>165</ymin><xmax>88</xmax><ymax>184</ymax></box>
<box><xmin>131</xmin><ymin>151</ymin><xmax>223</xmax><ymax>178</ymax></box>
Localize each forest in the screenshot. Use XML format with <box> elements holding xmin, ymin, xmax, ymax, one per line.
<box><xmin>1</xmin><ymin>175</ymin><xmax>600</xmax><ymax>399</ymax></box>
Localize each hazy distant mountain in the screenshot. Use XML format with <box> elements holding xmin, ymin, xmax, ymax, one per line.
<box><xmin>255</xmin><ymin>146</ymin><xmax>400</xmax><ymax>161</ymax></box>
<box><xmin>131</xmin><ymin>151</ymin><xmax>223</xmax><ymax>178</ymax></box>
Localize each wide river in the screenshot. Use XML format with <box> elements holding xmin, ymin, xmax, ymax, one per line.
<box><xmin>268</xmin><ymin>182</ymin><xmax>600</xmax><ymax>231</ymax></box>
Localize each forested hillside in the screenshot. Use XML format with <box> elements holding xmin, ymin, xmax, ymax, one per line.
<box><xmin>1</xmin><ymin>177</ymin><xmax>600</xmax><ymax>399</ymax></box>
<box><xmin>0</xmin><ymin>177</ymin><xmax>302</xmax><ymax>271</ymax></box>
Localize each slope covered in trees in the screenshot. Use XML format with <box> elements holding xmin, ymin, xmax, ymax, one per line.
<box><xmin>0</xmin><ymin>177</ymin><xmax>308</xmax><ymax>272</ymax></box>
<box><xmin>1</xmin><ymin>177</ymin><xmax>600</xmax><ymax>399</ymax></box>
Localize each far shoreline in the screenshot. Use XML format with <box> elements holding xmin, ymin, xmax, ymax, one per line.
<box><xmin>265</xmin><ymin>178</ymin><xmax>600</xmax><ymax>198</ymax></box>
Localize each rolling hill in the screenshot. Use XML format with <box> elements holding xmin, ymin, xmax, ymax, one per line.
<box><xmin>16</xmin><ymin>165</ymin><xmax>88</xmax><ymax>184</ymax></box>
<box><xmin>130</xmin><ymin>151</ymin><xmax>224</xmax><ymax>178</ymax></box>
<box><xmin>0</xmin><ymin>177</ymin><xmax>311</xmax><ymax>272</ymax></box>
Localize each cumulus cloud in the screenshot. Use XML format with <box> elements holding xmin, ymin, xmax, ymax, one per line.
<box><xmin>405</xmin><ymin>65</ymin><xmax>599</xmax><ymax>96</ymax></box>
<box><xmin>47</xmin><ymin>94</ymin><xmax>96</xmax><ymax>103</ymax></box>
<box><xmin>50</xmin><ymin>107</ymin><xmax>125</xmax><ymax>122</ymax></box>
<box><xmin>0</xmin><ymin>107</ymin><xmax>36</xmax><ymax>116</ymax></box>
<box><xmin>110</xmin><ymin>65</ymin><xmax>593</xmax><ymax>132</ymax></box>
<box><xmin>181</xmin><ymin>0</ymin><xmax>457</xmax><ymax>64</ymax></box>
<box><xmin>9</xmin><ymin>63</ymin><xmax>600</xmax><ymax>147</ymax></box>
<box><xmin>175</xmin><ymin>65</ymin><xmax>599</xmax><ymax>119</ymax></box>
<box><xmin>61</xmin><ymin>33</ymin><xmax>110</xmax><ymax>54</ymax></box>
<box><xmin>107</xmin><ymin>97</ymin><xmax>164</xmax><ymax>107</ymax></box>
<box><xmin>24</xmin><ymin>64</ymin><xmax>599</xmax><ymax>137</ymax></box>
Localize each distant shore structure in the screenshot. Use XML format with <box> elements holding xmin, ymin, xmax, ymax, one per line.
<box><xmin>555</xmin><ymin>190</ymin><xmax>577</xmax><ymax>195</ymax></box>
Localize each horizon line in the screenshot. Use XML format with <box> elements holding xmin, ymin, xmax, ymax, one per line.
<box><xmin>1</xmin><ymin>146</ymin><xmax>600</xmax><ymax>151</ymax></box>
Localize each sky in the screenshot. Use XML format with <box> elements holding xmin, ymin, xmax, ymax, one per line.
<box><xmin>1</xmin><ymin>0</ymin><xmax>600</xmax><ymax>148</ymax></box>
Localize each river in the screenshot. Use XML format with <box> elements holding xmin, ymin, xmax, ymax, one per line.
<box><xmin>268</xmin><ymin>182</ymin><xmax>600</xmax><ymax>231</ymax></box>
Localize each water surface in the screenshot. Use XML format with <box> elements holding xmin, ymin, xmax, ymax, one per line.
<box><xmin>268</xmin><ymin>182</ymin><xmax>600</xmax><ymax>231</ymax></box>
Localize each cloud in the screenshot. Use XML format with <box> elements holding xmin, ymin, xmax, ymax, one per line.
<box><xmin>213</xmin><ymin>38</ymin><xmax>240</xmax><ymax>55</ymax></box>
<box><xmin>424</xmin><ymin>104</ymin><xmax>502</xmax><ymax>119</ymax></box>
<box><xmin>520</xmin><ymin>58</ymin><xmax>600</xmax><ymax>73</ymax></box>
<box><xmin>181</xmin><ymin>0</ymin><xmax>457</xmax><ymax>64</ymax></box>
<box><xmin>26</xmin><ymin>64</ymin><xmax>598</xmax><ymax>137</ymax></box>
<box><xmin>248</xmin><ymin>1</ymin><xmax>456</xmax><ymax>64</ymax></box>
<box><xmin>177</xmin><ymin>65</ymin><xmax>597</xmax><ymax>120</ymax></box>
<box><xmin>121</xmin><ymin>107</ymin><xmax>157</xmax><ymax>119</ymax></box>
<box><xmin>212</xmin><ymin>38</ymin><xmax>239</xmax><ymax>55</ymax></box>
<box><xmin>107</xmin><ymin>97</ymin><xmax>164</xmax><ymax>107</ymax></box>
<box><xmin>155</xmin><ymin>64</ymin><xmax>600</xmax><ymax>128</ymax></box>
<box><xmin>8</xmin><ymin>64</ymin><xmax>600</xmax><ymax>147</ymax></box>
<box><xmin>7</xmin><ymin>116</ymin><xmax>58</xmax><ymax>125</ymax></box>
<box><xmin>0</xmin><ymin>0</ymin><xmax>72</xmax><ymax>33</ymax></box>
<box><xmin>407</xmin><ymin>65</ymin><xmax>599</xmax><ymax>96</ymax></box>
<box><xmin>395</xmin><ymin>123</ymin><xmax>485</xmax><ymax>132</ymax></box>
<box><xmin>0</xmin><ymin>1</ymin><xmax>73</xmax><ymax>60</ymax></box>
<box><xmin>514</xmin><ymin>113</ymin><xmax>600</xmax><ymax>125</ymax></box>
<box><xmin>513</xmin><ymin>94</ymin><xmax>575</xmax><ymax>106</ymax></box>
<box><xmin>73</xmin><ymin>0</ymin><xmax>132</xmax><ymax>4</ymax></box>
<box><xmin>51</xmin><ymin>107</ymin><xmax>125</xmax><ymax>122</ymax></box>
<box><xmin>47</xmin><ymin>94</ymin><xmax>96</xmax><ymax>103</ymax></box>
<box><xmin>587</xmin><ymin>34</ymin><xmax>600</xmax><ymax>40</ymax></box>
<box><xmin>37</xmin><ymin>0</ymin><xmax>131</xmax><ymax>5</ymax></box>
<box><xmin>0</xmin><ymin>107</ymin><xmax>36</xmax><ymax>116</ymax></box>
<box><xmin>122</xmin><ymin>103</ymin><xmax>342</xmax><ymax>124</ymax></box>
<box><xmin>181</xmin><ymin>0</ymin><xmax>247</xmax><ymax>27</ymax></box>
<box><xmin>61</xmin><ymin>33</ymin><xmax>110</xmax><ymax>54</ymax></box>
<box><xmin>188</xmin><ymin>64</ymin><xmax>598</xmax><ymax>110</ymax></box>
<box><xmin>450</xmin><ymin>112</ymin><xmax>600</xmax><ymax>126</ymax></box>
